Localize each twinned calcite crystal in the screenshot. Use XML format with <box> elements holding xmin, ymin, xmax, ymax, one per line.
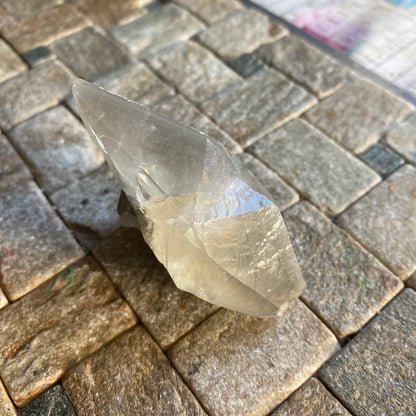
<box><xmin>73</xmin><ymin>79</ymin><xmax>304</xmax><ymax>316</ymax></box>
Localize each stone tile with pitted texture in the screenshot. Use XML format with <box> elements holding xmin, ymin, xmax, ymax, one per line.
<box><xmin>256</xmin><ymin>36</ymin><xmax>350</xmax><ymax>98</ymax></box>
<box><xmin>249</xmin><ymin>119</ymin><xmax>380</xmax><ymax>215</ymax></box>
<box><xmin>0</xmin><ymin>60</ymin><xmax>74</xmax><ymax>130</ymax></box>
<box><xmin>283</xmin><ymin>202</ymin><xmax>403</xmax><ymax>338</ymax></box>
<box><xmin>169</xmin><ymin>301</ymin><xmax>339</xmax><ymax>416</ymax></box>
<box><xmin>227</xmin><ymin>52</ymin><xmax>266</xmax><ymax>78</ymax></box>
<box><xmin>94</xmin><ymin>228</ymin><xmax>218</xmax><ymax>350</ymax></box>
<box><xmin>201</xmin><ymin>68</ymin><xmax>316</xmax><ymax>147</ymax></box>
<box><xmin>0</xmin><ymin>0</ymin><xmax>62</xmax><ymax>18</ymax></box>
<box><xmin>0</xmin><ymin>39</ymin><xmax>26</xmax><ymax>83</ymax></box>
<box><xmin>63</xmin><ymin>326</ymin><xmax>206</xmax><ymax>416</ymax></box>
<box><xmin>358</xmin><ymin>143</ymin><xmax>404</xmax><ymax>177</ymax></box>
<box><xmin>112</xmin><ymin>3</ymin><xmax>205</xmax><ymax>58</ymax></box>
<box><xmin>0</xmin><ymin>179</ymin><xmax>83</xmax><ymax>300</ymax></box>
<box><xmin>339</xmin><ymin>164</ymin><xmax>416</xmax><ymax>279</ymax></box>
<box><xmin>9</xmin><ymin>106</ymin><xmax>104</xmax><ymax>194</ymax></box>
<box><xmin>0</xmin><ymin>257</ymin><xmax>137</xmax><ymax>407</ymax></box>
<box><xmin>197</xmin><ymin>9</ymin><xmax>286</xmax><ymax>60</ymax></box>
<box><xmin>0</xmin><ymin>289</ymin><xmax>8</xmax><ymax>309</ymax></box>
<box><xmin>0</xmin><ymin>133</ymin><xmax>31</xmax><ymax>182</ymax></box>
<box><xmin>305</xmin><ymin>79</ymin><xmax>413</xmax><ymax>154</ymax></box>
<box><xmin>147</xmin><ymin>41</ymin><xmax>241</xmax><ymax>105</ymax></box>
<box><xmin>0</xmin><ymin>380</ymin><xmax>16</xmax><ymax>416</ymax></box>
<box><xmin>319</xmin><ymin>289</ymin><xmax>416</xmax><ymax>416</ymax></box>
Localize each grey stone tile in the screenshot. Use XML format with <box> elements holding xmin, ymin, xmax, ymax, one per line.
<box><xmin>0</xmin><ymin>0</ymin><xmax>63</xmax><ymax>18</ymax></box>
<box><xmin>197</xmin><ymin>9</ymin><xmax>287</xmax><ymax>60</ymax></box>
<box><xmin>338</xmin><ymin>164</ymin><xmax>416</xmax><ymax>279</ymax></box>
<box><xmin>8</xmin><ymin>106</ymin><xmax>104</xmax><ymax>194</ymax></box>
<box><xmin>63</xmin><ymin>326</ymin><xmax>206</xmax><ymax>415</ymax></box>
<box><xmin>0</xmin><ymin>179</ymin><xmax>83</xmax><ymax>300</ymax></box>
<box><xmin>249</xmin><ymin>119</ymin><xmax>380</xmax><ymax>215</ymax></box>
<box><xmin>256</xmin><ymin>36</ymin><xmax>350</xmax><ymax>98</ymax></box>
<box><xmin>283</xmin><ymin>202</ymin><xmax>403</xmax><ymax>338</ymax></box>
<box><xmin>0</xmin><ymin>133</ymin><xmax>31</xmax><ymax>182</ymax></box>
<box><xmin>238</xmin><ymin>153</ymin><xmax>298</xmax><ymax>210</ymax></box>
<box><xmin>0</xmin><ymin>39</ymin><xmax>26</xmax><ymax>83</ymax></box>
<box><xmin>147</xmin><ymin>41</ymin><xmax>241</xmax><ymax>105</ymax></box>
<box><xmin>319</xmin><ymin>289</ymin><xmax>416</xmax><ymax>416</ymax></box>
<box><xmin>0</xmin><ymin>60</ymin><xmax>75</xmax><ymax>130</ymax></box>
<box><xmin>0</xmin><ymin>380</ymin><xmax>16</xmax><ymax>416</ymax></box>
<box><xmin>200</xmin><ymin>68</ymin><xmax>316</xmax><ymax>147</ymax></box>
<box><xmin>21</xmin><ymin>46</ymin><xmax>55</xmax><ymax>66</ymax></box>
<box><xmin>51</xmin><ymin>26</ymin><xmax>131</xmax><ymax>81</ymax></box>
<box><xmin>358</xmin><ymin>143</ymin><xmax>404</xmax><ymax>177</ymax></box>
<box><xmin>385</xmin><ymin>112</ymin><xmax>416</xmax><ymax>163</ymax></box>
<box><xmin>168</xmin><ymin>301</ymin><xmax>339</xmax><ymax>416</ymax></box>
<box><xmin>112</xmin><ymin>3</ymin><xmax>204</xmax><ymax>58</ymax></box>
<box><xmin>227</xmin><ymin>52</ymin><xmax>266</xmax><ymax>78</ymax></box>
<box><xmin>305</xmin><ymin>79</ymin><xmax>413</xmax><ymax>154</ymax></box>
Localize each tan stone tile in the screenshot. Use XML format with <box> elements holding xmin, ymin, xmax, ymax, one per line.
<box><xmin>0</xmin><ymin>380</ymin><xmax>16</xmax><ymax>416</ymax></box>
<box><xmin>0</xmin><ymin>133</ymin><xmax>31</xmax><ymax>182</ymax></box>
<box><xmin>407</xmin><ymin>272</ymin><xmax>416</xmax><ymax>290</ymax></box>
<box><xmin>0</xmin><ymin>4</ymin><xmax>16</xmax><ymax>32</ymax></box>
<box><xmin>0</xmin><ymin>257</ymin><xmax>137</xmax><ymax>407</ymax></box>
<box><xmin>0</xmin><ymin>288</ymin><xmax>8</xmax><ymax>309</ymax></box>
<box><xmin>0</xmin><ymin>39</ymin><xmax>26</xmax><ymax>83</ymax></box>
<box><xmin>0</xmin><ymin>0</ymin><xmax>63</xmax><ymax>19</ymax></box>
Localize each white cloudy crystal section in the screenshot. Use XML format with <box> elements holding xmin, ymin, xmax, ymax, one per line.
<box><xmin>72</xmin><ymin>79</ymin><xmax>304</xmax><ymax>317</ymax></box>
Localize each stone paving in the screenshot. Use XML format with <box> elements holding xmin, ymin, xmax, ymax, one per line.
<box><xmin>0</xmin><ymin>1</ymin><xmax>415</xmax><ymax>415</ymax></box>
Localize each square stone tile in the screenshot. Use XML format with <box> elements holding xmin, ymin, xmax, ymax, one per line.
<box><xmin>227</xmin><ymin>52</ymin><xmax>266</xmax><ymax>78</ymax></box>
<box><xmin>385</xmin><ymin>112</ymin><xmax>416</xmax><ymax>163</ymax></box>
<box><xmin>0</xmin><ymin>0</ymin><xmax>63</xmax><ymax>18</ymax></box>
<box><xmin>63</xmin><ymin>326</ymin><xmax>206</xmax><ymax>415</ymax></box>
<box><xmin>168</xmin><ymin>301</ymin><xmax>339</xmax><ymax>416</ymax></box>
<box><xmin>197</xmin><ymin>9</ymin><xmax>287</xmax><ymax>60</ymax></box>
<box><xmin>319</xmin><ymin>289</ymin><xmax>416</xmax><ymax>416</ymax></box>
<box><xmin>0</xmin><ymin>257</ymin><xmax>137</xmax><ymax>407</ymax></box>
<box><xmin>50</xmin><ymin>164</ymin><xmax>122</xmax><ymax>250</ymax></box>
<box><xmin>238</xmin><ymin>153</ymin><xmax>298</xmax><ymax>211</ymax></box>
<box><xmin>21</xmin><ymin>46</ymin><xmax>56</xmax><ymax>66</ymax></box>
<box><xmin>51</xmin><ymin>27</ymin><xmax>131</xmax><ymax>81</ymax></box>
<box><xmin>0</xmin><ymin>289</ymin><xmax>8</xmax><ymax>309</ymax></box>
<box><xmin>0</xmin><ymin>39</ymin><xmax>26</xmax><ymax>83</ymax></box>
<box><xmin>0</xmin><ymin>60</ymin><xmax>75</xmax><ymax>130</ymax></box>
<box><xmin>200</xmin><ymin>68</ymin><xmax>316</xmax><ymax>147</ymax></box>
<box><xmin>0</xmin><ymin>133</ymin><xmax>31</xmax><ymax>182</ymax></box>
<box><xmin>283</xmin><ymin>202</ymin><xmax>403</xmax><ymax>338</ymax></box>
<box><xmin>0</xmin><ymin>179</ymin><xmax>83</xmax><ymax>300</ymax></box>
<box><xmin>338</xmin><ymin>164</ymin><xmax>416</xmax><ymax>279</ymax></box>
<box><xmin>112</xmin><ymin>3</ymin><xmax>204</xmax><ymax>58</ymax></box>
<box><xmin>270</xmin><ymin>378</ymin><xmax>351</xmax><ymax>416</ymax></box>
<box><xmin>256</xmin><ymin>36</ymin><xmax>350</xmax><ymax>98</ymax></box>
<box><xmin>305</xmin><ymin>79</ymin><xmax>413</xmax><ymax>154</ymax></box>
<box><xmin>0</xmin><ymin>380</ymin><xmax>16</xmax><ymax>416</ymax></box>
<box><xmin>8</xmin><ymin>106</ymin><xmax>104</xmax><ymax>194</ymax></box>
<box><xmin>94</xmin><ymin>228</ymin><xmax>219</xmax><ymax>350</ymax></box>
<box><xmin>358</xmin><ymin>143</ymin><xmax>404</xmax><ymax>177</ymax></box>
<box><xmin>147</xmin><ymin>41</ymin><xmax>241</xmax><ymax>105</ymax></box>
<box><xmin>249</xmin><ymin>119</ymin><xmax>380</xmax><ymax>215</ymax></box>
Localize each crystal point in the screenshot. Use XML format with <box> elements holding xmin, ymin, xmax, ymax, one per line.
<box><xmin>73</xmin><ymin>79</ymin><xmax>304</xmax><ymax>317</ymax></box>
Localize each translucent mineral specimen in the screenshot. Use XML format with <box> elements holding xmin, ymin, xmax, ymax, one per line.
<box><xmin>72</xmin><ymin>79</ymin><xmax>304</xmax><ymax>317</ymax></box>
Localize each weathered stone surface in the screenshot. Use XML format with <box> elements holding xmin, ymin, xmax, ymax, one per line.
<box><xmin>407</xmin><ymin>273</ymin><xmax>416</xmax><ymax>290</ymax></box>
<box><xmin>239</xmin><ymin>153</ymin><xmax>298</xmax><ymax>210</ymax></box>
<box><xmin>0</xmin><ymin>257</ymin><xmax>137</xmax><ymax>407</ymax></box>
<box><xmin>249</xmin><ymin>119</ymin><xmax>380</xmax><ymax>215</ymax></box>
<box><xmin>197</xmin><ymin>9</ymin><xmax>286</xmax><ymax>60</ymax></box>
<box><xmin>112</xmin><ymin>4</ymin><xmax>204</xmax><ymax>58</ymax></box>
<box><xmin>0</xmin><ymin>39</ymin><xmax>26</xmax><ymax>83</ymax></box>
<box><xmin>227</xmin><ymin>52</ymin><xmax>266</xmax><ymax>78</ymax></box>
<box><xmin>271</xmin><ymin>378</ymin><xmax>351</xmax><ymax>416</ymax></box>
<box><xmin>0</xmin><ymin>0</ymin><xmax>62</xmax><ymax>18</ymax></box>
<box><xmin>0</xmin><ymin>60</ymin><xmax>75</xmax><ymax>130</ymax></box>
<box><xmin>385</xmin><ymin>112</ymin><xmax>416</xmax><ymax>163</ymax></box>
<box><xmin>174</xmin><ymin>0</ymin><xmax>243</xmax><ymax>23</ymax></box>
<box><xmin>19</xmin><ymin>385</ymin><xmax>76</xmax><ymax>416</ymax></box>
<box><xmin>305</xmin><ymin>79</ymin><xmax>413</xmax><ymax>153</ymax></box>
<box><xmin>147</xmin><ymin>41</ymin><xmax>240</xmax><ymax>105</ymax></box>
<box><xmin>94</xmin><ymin>228</ymin><xmax>219</xmax><ymax>350</ymax></box>
<box><xmin>256</xmin><ymin>36</ymin><xmax>350</xmax><ymax>98</ymax></box>
<box><xmin>51</xmin><ymin>27</ymin><xmax>131</xmax><ymax>81</ymax></box>
<box><xmin>339</xmin><ymin>164</ymin><xmax>416</xmax><ymax>279</ymax></box>
<box><xmin>358</xmin><ymin>143</ymin><xmax>404</xmax><ymax>177</ymax></box>
<box><xmin>319</xmin><ymin>289</ymin><xmax>416</xmax><ymax>416</ymax></box>
<box><xmin>0</xmin><ymin>380</ymin><xmax>16</xmax><ymax>416</ymax></box>
<box><xmin>283</xmin><ymin>202</ymin><xmax>403</xmax><ymax>338</ymax></box>
<box><xmin>0</xmin><ymin>4</ymin><xmax>16</xmax><ymax>31</ymax></box>
<box><xmin>3</xmin><ymin>5</ymin><xmax>89</xmax><ymax>52</ymax></box>
<box><xmin>0</xmin><ymin>133</ymin><xmax>31</xmax><ymax>182</ymax></box>
<box><xmin>51</xmin><ymin>164</ymin><xmax>121</xmax><ymax>250</ymax></box>
<box><xmin>0</xmin><ymin>179</ymin><xmax>83</xmax><ymax>300</ymax></box>
<box><xmin>201</xmin><ymin>68</ymin><xmax>316</xmax><ymax>147</ymax></box>
<box><xmin>21</xmin><ymin>46</ymin><xmax>55</xmax><ymax>66</ymax></box>
<box><xmin>9</xmin><ymin>106</ymin><xmax>104</xmax><ymax>194</ymax></box>
<box><xmin>63</xmin><ymin>326</ymin><xmax>206</xmax><ymax>415</ymax></box>
<box><xmin>0</xmin><ymin>289</ymin><xmax>8</xmax><ymax>309</ymax></box>
<box><xmin>169</xmin><ymin>301</ymin><xmax>339</xmax><ymax>416</ymax></box>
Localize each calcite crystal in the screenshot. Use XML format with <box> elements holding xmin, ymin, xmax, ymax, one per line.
<box><xmin>72</xmin><ymin>79</ymin><xmax>304</xmax><ymax>316</ymax></box>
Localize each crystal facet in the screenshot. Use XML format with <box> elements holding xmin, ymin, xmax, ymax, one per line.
<box><xmin>72</xmin><ymin>79</ymin><xmax>304</xmax><ymax>317</ymax></box>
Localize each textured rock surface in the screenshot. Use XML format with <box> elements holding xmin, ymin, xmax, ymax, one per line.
<box><xmin>0</xmin><ymin>380</ymin><xmax>16</xmax><ymax>416</ymax></box>
<box><xmin>0</xmin><ymin>0</ymin><xmax>62</xmax><ymax>18</ymax></box>
<box><xmin>284</xmin><ymin>202</ymin><xmax>403</xmax><ymax>338</ymax></box>
<box><xmin>358</xmin><ymin>143</ymin><xmax>404</xmax><ymax>177</ymax></box>
<box><xmin>0</xmin><ymin>179</ymin><xmax>83</xmax><ymax>300</ymax></box>
<box><xmin>197</xmin><ymin>9</ymin><xmax>286</xmax><ymax>60</ymax></box>
<box><xmin>0</xmin><ymin>289</ymin><xmax>8</xmax><ymax>309</ymax></box>
<box><xmin>249</xmin><ymin>119</ymin><xmax>380</xmax><ymax>215</ymax></box>
<box><xmin>305</xmin><ymin>79</ymin><xmax>413</xmax><ymax>153</ymax></box>
<box><xmin>339</xmin><ymin>164</ymin><xmax>416</xmax><ymax>279</ymax></box>
<box><xmin>319</xmin><ymin>289</ymin><xmax>416</xmax><ymax>416</ymax></box>
<box><xmin>201</xmin><ymin>68</ymin><xmax>316</xmax><ymax>147</ymax></box>
<box><xmin>256</xmin><ymin>36</ymin><xmax>350</xmax><ymax>98</ymax></box>
<box><xmin>63</xmin><ymin>326</ymin><xmax>206</xmax><ymax>416</ymax></box>
<box><xmin>21</xmin><ymin>46</ymin><xmax>55</xmax><ymax>66</ymax></box>
<box><xmin>169</xmin><ymin>302</ymin><xmax>339</xmax><ymax>416</ymax></box>
<box><xmin>227</xmin><ymin>52</ymin><xmax>266</xmax><ymax>78</ymax></box>
<box><xmin>407</xmin><ymin>273</ymin><xmax>416</xmax><ymax>290</ymax></box>
<box><xmin>385</xmin><ymin>112</ymin><xmax>416</xmax><ymax>163</ymax></box>
<box><xmin>0</xmin><ymin>39</ymin><xmax>26</xmax><ymax>83</ymax></box>
<box><xmin>0</xmin><ymin>257</ymin><xmax>137</xmax><ymax>407</ymax></box>
<box><xmin>0</xmin><ymin>133</ymin><xmax>31</xmax><ymax>181</ymax></box>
